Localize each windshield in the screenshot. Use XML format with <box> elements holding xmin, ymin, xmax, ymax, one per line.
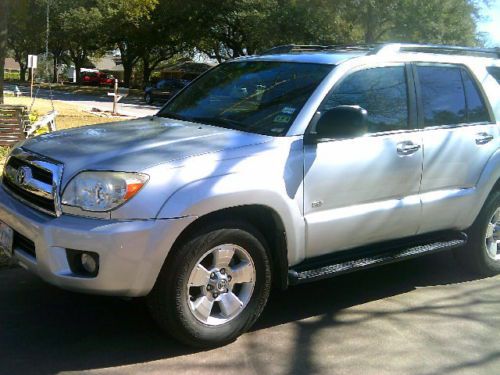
<box><xmin>157</xmin><ymin>61</ymin><xmax>333</xmax><ymax>136</ymax></box>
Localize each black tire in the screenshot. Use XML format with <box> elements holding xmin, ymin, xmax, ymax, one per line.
<box><xmin>147</xmin><ymin>222</ymin><xmax>272</xmax><ymax>348</ymax></box>
<box><xmin>145</xmin><ymin>93</ymin><xmax>153</xmax><ymax>105</ymax></box>
<box><xmin>454</xmin><ymin>190</ymin><xmax>500</xmax><ymax>276</ymax></box>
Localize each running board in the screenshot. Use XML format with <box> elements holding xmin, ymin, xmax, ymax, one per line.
<box><xmin>288</xmin><ymin>233</ymin><xmax>467</xmax><ymax>285</ymax></box>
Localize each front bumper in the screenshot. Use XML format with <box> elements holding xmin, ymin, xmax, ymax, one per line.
<box><xmin>0</xmin><ymin>186</ymin><xmax>196</xmax><ymax>297</ymax></box>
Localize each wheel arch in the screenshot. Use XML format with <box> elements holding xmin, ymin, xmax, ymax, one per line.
<box><xmin>164</xmin><ymin>205</ymin><xmax>290</xmax><ymax>290</ymax></box>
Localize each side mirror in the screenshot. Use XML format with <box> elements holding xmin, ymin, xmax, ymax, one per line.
<box><xmin>314</xmin><ymin>105</ymin><xmax>368</xmax><ymax>140</ymax></box>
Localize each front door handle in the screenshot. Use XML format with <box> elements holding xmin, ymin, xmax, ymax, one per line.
<box><xmin>397</xmin><ymin>141</ymin><xmax>421</xmax><ymax>155</ymax></box>
<box><xmin>475</xmin><ymin>132</ymin><xmax>494</xmax><ymax>145</ymax></box>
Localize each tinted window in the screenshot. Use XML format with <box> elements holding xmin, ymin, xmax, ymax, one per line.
<box><xmin>159</xmin><ymin>61</ymin><xmax>332</xmax><ymax>136</ymax></box>
<box><xmin>461</xmin><ymin>69</ymin><xmax>490</xmax><ymax>123</ymax></box>
<box><xmin>322</xmin><ymin>66</ymin><xmax>408</xmax><ymax>133</ymax></box>
<box><xmin>417</xmin><ymin>66</ymin><xmax>466</xmax><ymax>126</ymax></box>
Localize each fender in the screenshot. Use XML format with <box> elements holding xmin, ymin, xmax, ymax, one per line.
<box><xmin>157</xmin><ymin>171</ymin><xmax>306</xmax><ymax>266</ymax></box>
<box><xmin>457</xmin><ymin>147</ymin><xmax>500</xmax><ymax>228</ymax></box>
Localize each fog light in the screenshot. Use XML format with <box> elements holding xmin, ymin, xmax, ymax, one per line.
<box><xmin>81</xmin><ymin>253</ymin><xmax>98</xmax><ymax>274</ymax></box>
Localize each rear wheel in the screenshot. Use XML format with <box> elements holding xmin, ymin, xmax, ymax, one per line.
<box><xmin>454</xmin><ymin>190</ymin><xmax>500</xmax><ymax>276</ymax></box>
<box><xmin>147</xmin><ymin>222</ymin><xmax>272</xmax><ymax>348</ymax></box>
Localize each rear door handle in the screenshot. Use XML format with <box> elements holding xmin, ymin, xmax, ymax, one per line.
<box><xmin>475</xmin><ymin>132</ymin><xmax>494</xmax><ymax>145</ymax></box>
<box><xmin>397</xmin><ymin>141</ymin><xmax>421</xmax><ymax>155</ymax></box>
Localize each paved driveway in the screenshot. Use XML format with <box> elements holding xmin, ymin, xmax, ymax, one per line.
<box><xmin>0</xmin><ymin>251</ymin><xmax>499</xmax><ymax>375</ymax></box>
<box><xmin>4</xmin><ymin>84</ymin><xmax>159</xmax><ymax>118</ymax></box>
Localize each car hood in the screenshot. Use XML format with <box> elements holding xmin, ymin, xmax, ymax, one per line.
<box><xmin>21</xmin><ymin>117</ymin><xmax>272</xmax><ymax>184</ymax></box>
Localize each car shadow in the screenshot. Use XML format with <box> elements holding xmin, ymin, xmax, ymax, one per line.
<box><xmin>0</xmin><ymin>250</ymin><xmax>486</xmax><ymax>374</ymax></box>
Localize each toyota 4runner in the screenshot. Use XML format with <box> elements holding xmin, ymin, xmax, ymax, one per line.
<box><xmin>1</xmin><ymin>43</ymin><xmax>499</xmax><ymax>348</ymax></box>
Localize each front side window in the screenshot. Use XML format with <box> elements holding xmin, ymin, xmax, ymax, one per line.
<box><xmin>321</xmin><ymin>66</ymin><xmax>409</xmax><ymax>133</ymax></box>
<box><xmin>158</xmin><ymin>61</ymin><xmax>333</xmax><ymax>136</ymax></box>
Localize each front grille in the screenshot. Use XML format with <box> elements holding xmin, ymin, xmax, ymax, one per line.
<box><xmin>13</xmin><ymin>231</ymin><xmax>36</xmax><ymax>259</ymax></box>
<box><xmin>3</xmin><ymin>176</ymin><xmax>56</xmax><ymax>212</ymax></box>
<box><xmin>2</xmin><ymin>149</ymin><xmax>62</xmax><ymax>216</ymax></box>
<box><xmin>6</xmin><ymin>157</ymin><xmax>53</xmax><ymax>184</ymax></box>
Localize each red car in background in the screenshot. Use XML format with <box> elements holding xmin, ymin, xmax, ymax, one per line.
<box><xmin>80</xmin><ymin>72</ymin><xmax>116</xmax><ymax>87</ymax></box>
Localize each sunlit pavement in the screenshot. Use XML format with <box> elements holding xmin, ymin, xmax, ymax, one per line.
<box><xmin>0</xmin><ymin>250</ymin><xmax>499</xmax><ymax>375</ymax></box>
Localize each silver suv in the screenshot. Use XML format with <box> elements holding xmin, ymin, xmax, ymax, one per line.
<box><xmin>1</xmin><ymin>43</ymin><xmax>499</xmax><ymax>347</ymax></box>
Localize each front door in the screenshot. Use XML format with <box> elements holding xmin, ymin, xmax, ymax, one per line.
<box><xmin>304</xmin><ymin>64</ymin><xmax>423</xmax><ymax>258</ymax></box>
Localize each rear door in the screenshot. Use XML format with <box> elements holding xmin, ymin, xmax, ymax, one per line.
<box><xmin>414</xmin><ymin>64</ymin><xmax>499</xmax><ymax>233</ymax></box>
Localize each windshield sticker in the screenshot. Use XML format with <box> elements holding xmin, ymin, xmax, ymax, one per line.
<box><xmin>281</xmin><ymin>106</ymin><xmax>296</xmax><ymax>115</ymax></box>
<box><xmin>271</xmin><ymin>127</ymin><xmax>285</xmax><ymax>133</ymax></box>
<box><xmin>273</xmin><ymin>114</ymin><xmax>292</xmax><ymax>123</ymax></box>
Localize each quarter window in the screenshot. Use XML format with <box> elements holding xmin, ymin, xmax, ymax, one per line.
<box><xmin>322</xmin><ymin>66</ymin><xmax>409</xmax><ymax>133</ymax></box>
<box><xmin>461</xmin><ymin>70</ymin><xmax>490</xmax><ymax>123</ymax></box>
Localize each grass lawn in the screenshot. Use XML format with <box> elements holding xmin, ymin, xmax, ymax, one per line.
<box><xmin>1</xmin><ymin>96</ymin><xmax>123</xmax><ymax>167</ymax></box>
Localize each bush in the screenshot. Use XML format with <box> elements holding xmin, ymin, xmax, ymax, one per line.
<box><xmin>4</xmin><ymin>71</ymin><xmax>21</xmax><ymax>81</ymax></box>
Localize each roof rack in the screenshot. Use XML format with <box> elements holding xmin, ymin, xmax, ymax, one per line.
<box><xmin>261</xmin><ymin>44</ymin><xmax>375</xmax><ymax>55</ymax></box>
<box><xmin>261</xmin><ymin>43</ymin><xmax>500</xmax><ymax>59</ymax></box>
<box><xmin>370</xmin><ymin>43</ymin><xmax>499</xmax><ymax>58</ymax></box>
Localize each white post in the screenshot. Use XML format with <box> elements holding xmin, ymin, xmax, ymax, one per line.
<box><xmin>112</xmin><ymin>79</ymin><xmax>118</xmax><ymax>115</ymax></box>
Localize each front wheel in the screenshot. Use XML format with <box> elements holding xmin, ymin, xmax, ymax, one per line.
<box><xmin>454</xmin><ymin>190</ymin><xmax>500</xmax><ymax>276</ymax></box>
<box><xmin>147</xmin><ymin>223</ymin><xmax>272</xmax><ymax>348</ymax></box>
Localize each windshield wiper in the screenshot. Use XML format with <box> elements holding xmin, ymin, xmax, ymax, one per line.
<box><xmin>157</xmin><ymin>111</ymin><xmax>192</xmax><ymax>122</ymax></box>
<box><xmin>190</xmin><ymin>116</ymin><xmax>249</xmax><ymax>132</ymax></box>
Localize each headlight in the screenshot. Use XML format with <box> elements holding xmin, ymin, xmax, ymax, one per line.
<box><xmin>61</xmin><ymin>171</ymin><xmax>149</xmax><ymax>212</ymax></box>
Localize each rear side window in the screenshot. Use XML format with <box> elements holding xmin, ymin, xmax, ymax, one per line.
<box><xmin>461</xmin><ymin>70</ymin><xmax>490</xmax><ymax>123</ymax></box>
<box><xmin>417</xmin><ymin>65</ymin><xmax>466</xmax><ymax>126</ymax></box>
<box><xmin>322</xmin><ymin>66</ymin><xmax>408</xmax><ymax>133</ymax></box>
<box><xmin>417</xmin><ymin>65</ymin><xmax>491</xmax><ymax>126</ymax></box>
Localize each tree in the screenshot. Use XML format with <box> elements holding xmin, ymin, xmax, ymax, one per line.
<box><xmin>59</xmin><ymin>1</ymin><xmax>105</xmax><ymax>84</ymax></box>
<box><xmin>347</xmin><ymin>0</ymin><xmax>481</xmax><ymax>45</ymax></box>
<box><xmin>99</xmin><ymin>0</ymin><xmax>158</xmax><ymax>87</ymax></box>
<box><xmin>7</xmin><ymin>0</ymin><xmax>45</xmax><ymax>82</ymax></box>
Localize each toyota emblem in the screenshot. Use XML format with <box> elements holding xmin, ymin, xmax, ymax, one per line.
<box><xmin>16</xmin><ymin>166</ymin><xmax>30</xmax><ymax>185</ymax></box>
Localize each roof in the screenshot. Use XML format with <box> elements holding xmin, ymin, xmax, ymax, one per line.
<box><xmin>239</xmin><ymin>43</ymin><xmax>499</xmax><ymax>65</ymax></box>
<box><xmin>91</xmin><ymin>54</ymin><xmax>124</xmax><ymax>72</ymax></box>
<box><xmin>4</xmin><ymin>58</ymin><xmax>20</xmax><ymax>71</ymax></box>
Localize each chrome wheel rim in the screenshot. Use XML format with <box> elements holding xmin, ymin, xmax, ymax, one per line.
<box><xmin>186</xmin><ymin>244</ymin><xmax>256</xmax><ymax>326</ymax></box>
<box><xmin>485</xmin><ymin>207</ymin><xmax>500</xmax><ymax>261</ymax></box>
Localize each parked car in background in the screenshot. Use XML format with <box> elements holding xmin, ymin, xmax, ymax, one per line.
<box><xmin>144</xmin><ymin>79</ymin><xmax>190</xmax><ymax>104</ymax></box>
<box><xmin>80</xmin><ymin>72</ymin><xmax>116</xmax><ymax>87</ymax></box>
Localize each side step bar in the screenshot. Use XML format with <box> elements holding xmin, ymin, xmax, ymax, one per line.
<box><xmin>288</xmin><ymin>233</ymin><xmax>467</xmax><ymax>285</ymax></box>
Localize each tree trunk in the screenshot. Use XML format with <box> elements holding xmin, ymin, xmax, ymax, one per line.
<box><xmin>123</xmin><ymin>63</ymin><xmax>133</xmax><ymax>88</ymax></box>
<box><xmin>52</xmin><ymin>55</ymin><xmax>58</xmax><ymax>83</ymax></box>
<box><xmin>19</xmin><ymin>64</ymin><xmax>27</xmax><ymax>82</ymax></box>
<box><xmin>364</xmin><ymin>4</ymin><xmax>376</xmax><ymax>43</ymax></box>
<box><xmin>0</xmin><ymin>0</ymin><xmax>8</xmax><ymax>104</ymax></box>
<box><xmin>75</xmin><ymin>63</ymin><xmax>82</xmax><ymax>84</ymax></box>
<box><xmin>142</xmin><ymin>54</ymin><xmax>155</xmax><ymax>88</ymax></box>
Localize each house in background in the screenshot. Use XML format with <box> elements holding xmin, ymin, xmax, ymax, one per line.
<box><xmin>66</xmin><ymin>53</ymin><xmax>124</xmax><ymax>83</ymax></box>
<box><xmin>4</xmin><ymin>58</ymin><xmax>21</xmax><ymax>79</ymax></box>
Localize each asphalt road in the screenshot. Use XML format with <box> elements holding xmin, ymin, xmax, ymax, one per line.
<box><xmin>0</xmin><ymin>250</ymin><xmax>498</xmax><ymax>375</ymax></box>
<box><xmin>4</xmin><ymin>84</ymin><xmax>159</xmax><ymax>118</ymax></box>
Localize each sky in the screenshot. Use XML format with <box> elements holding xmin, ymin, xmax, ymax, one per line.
<box><xmin>478</xmin><ymin>0</ymin><xmax>500</xmax><ymax>47</ymax></box>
